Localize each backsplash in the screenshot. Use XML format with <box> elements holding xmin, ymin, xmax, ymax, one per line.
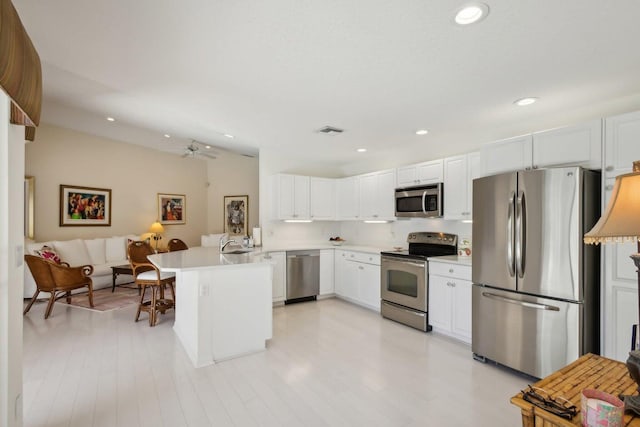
<box><xmin>261</xmin><ymin>217</ymin><xmax>472</xmax><ymax>250</ymax></box>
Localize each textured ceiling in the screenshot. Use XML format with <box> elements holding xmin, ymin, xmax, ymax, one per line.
<box><xmin>13</xmin><ymin>0</ymin><xmax>640</xmax><ymax>174</ymax></box>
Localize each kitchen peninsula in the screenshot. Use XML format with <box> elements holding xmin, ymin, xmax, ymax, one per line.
<box><xmin>148</xmin><ymin>247</ymin><xmax>273</xmax><ymax>368</ymax></box>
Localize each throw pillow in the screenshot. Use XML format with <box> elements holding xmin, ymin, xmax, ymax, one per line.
<box><xmin>105</xmin><ymin>236</ymin><xmax>126</xmax><ymax>262</ymax></box>
<box><xmin>36</xmin><ymin>245</ymin><xmax>61</xmax><ymax>264</ymax></box>
<box><xmin>53</xmin><ymin>239</ymin><xmax>92</xmax><ymax>267</ymax></box>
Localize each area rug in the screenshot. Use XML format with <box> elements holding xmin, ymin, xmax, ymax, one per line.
<box><xmin>62</xmin><ymin>286</ymin><xmax>140</xmax><ymax>312</ymax></box>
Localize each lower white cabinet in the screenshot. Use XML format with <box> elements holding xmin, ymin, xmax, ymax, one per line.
<box><xmin>334</xmin><ymin>250</ymin><xmax>381</xmax><ymax>311</ymax></box>
<box><xmin>428</xmin><ymin>260</ymin><xmax>472</xmax><ymax>344</ymax></box>
<box><xmin>263</xmin><ymin>251</ymin><xmax>286</xmax><ymax>303</ymax></box>
<box><xmin>319</xmin><ymin>249</ymin><xmax>335</xmax><ymax>295</ymax></box>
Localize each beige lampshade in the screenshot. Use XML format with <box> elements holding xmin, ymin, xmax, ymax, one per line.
<box><xmin>149</xmin><ymin>221</ymin><xmax>165</xmax><ymax>234</ymax></box>
<box><xmin>584</xmin><ymin>164</ymin><xmax>640</xmax><ymax>245</ymax></box>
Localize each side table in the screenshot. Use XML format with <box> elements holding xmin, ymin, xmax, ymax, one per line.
<box><xmin>111</xmin><ymin>264</ymin><xmax>135</xmax><ymax>292</ymax></box>
<box><xmin>510</xmin><ymin>353</ymin><xmax>640</xmax><ymax>426</ymax></box>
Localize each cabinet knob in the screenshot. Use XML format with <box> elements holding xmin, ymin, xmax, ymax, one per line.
<box><xmin>533</xmin><ymin>165</ymin><xmax>538</xmax><ymax>169</ymax></box>
<box><xmin>605</xmin><ymin>185</ymin><xmax>613</xmax><ymax>191</ymax></box>
<box><xmin>449</xmin><ymin>268</ymin><xmax>454</xmax><ymax>273</ymax></box>
<box><xmin>373</xmin><ymin>214</ymin><xmax>378</xmax><ymax>218</ymax></box>
<box><xmin>359</xmin><ymin>266</ymin><xmax>364</xmax><ymax>270</ymax></box>
<box><xmin>606</xmin><ymin>166</ymin><xmax>614</xmax><ymax>172</ymax></box>
<box><xmin>447</xmin><ymin>282</ymin><xmax>456</xmax><ymax>287</ymax></box>
<box><xmin>350</xmin><ymin>254</ymin><xmax>354</xmax><ymax>258</ymax></box>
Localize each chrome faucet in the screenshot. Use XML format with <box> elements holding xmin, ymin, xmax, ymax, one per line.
<box><xmin>219</xmin><ymin>236</ymin><xmax>237</xmax><ymax>251</ymax></box>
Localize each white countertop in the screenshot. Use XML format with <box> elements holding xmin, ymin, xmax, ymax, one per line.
<box><xmin>148</xmin><ymin>246</ymin><xmax>267</xmax><ymax>272</ymax></box>
<box><xmin>427</xmin><ymin>255</ymin><xmax>473</xmax><ymax>266</ymax></box>
<box><xmin>260</xmin><ymin>243</ymin><xmax>392</xmax><ymax>254</ymax></box>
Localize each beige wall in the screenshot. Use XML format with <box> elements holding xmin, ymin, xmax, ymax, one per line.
<box><xmin>25</xmin><ymin>124</ymin><xmax>209</xmax><ymax>247</ymax></box>
<box><xmin>206</xmin><ymin>152</ymin><xmax>259</xmax><ymax>236</ymax></box>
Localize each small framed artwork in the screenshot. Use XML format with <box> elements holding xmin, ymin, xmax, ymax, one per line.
<box><xmin>224</xmin><ymin>195</ymin><xmax>248</xmax><ymax>236</ymax></box>
<box><xmin>25</xmin><ymin>176</ymin><xmax>35</xmax><ymax>238</ymax></box>
<box><xmin>158</xmin><ymin>193</ymin><xmax>186</xmax><ymax>224</ymax></box>
<box><xmin>60</xmin><ymin>184</ymin><xmax>111</xmax><ymax>226</ymax></box>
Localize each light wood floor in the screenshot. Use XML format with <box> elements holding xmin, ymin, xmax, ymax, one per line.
<box><xmin>23</xmin><ymin>297</ymin><xmax>528</xmax><ymax>426</ymax></box>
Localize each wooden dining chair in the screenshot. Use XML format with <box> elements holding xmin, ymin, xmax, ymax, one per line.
<box><xmin>167</xmin><ymin>238</ymin><xmax>188</xmax><ymax>252</ymax></box>
<box><xmin>24</xmin><ymin>255</ymin><xmax>94</xmax><ymax>319</ymax></box>
<box><xmin>127</xmin><ymin>240</ymin><xmax>175</xmax><ymax>326</ymax></box>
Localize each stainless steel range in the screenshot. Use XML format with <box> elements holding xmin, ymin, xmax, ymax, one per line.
<box><xmin>380</xmin><ymin>232</ymin><xmax>457</xmax><ymax>331</ymax></box>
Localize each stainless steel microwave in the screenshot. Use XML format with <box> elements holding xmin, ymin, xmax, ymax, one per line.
<box><xmin>394</xmin><ymin>183</ymin><xmax>443</xmax><ymax>218</ymax></box>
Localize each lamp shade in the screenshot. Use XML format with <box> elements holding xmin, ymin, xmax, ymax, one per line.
<box><xmin>149</xmin><ymin>221</ymin><xmax>165</xmax><ymax>234</ymax></box>
<box><xmin>584</xmin><ymin>164</ymin><xmax>640</xmax><ymax>244</ymax></box>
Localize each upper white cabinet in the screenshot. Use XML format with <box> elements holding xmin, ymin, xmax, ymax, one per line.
<box><xmin>271</xmin><ymin>174</ymin><xmax>310</xmax><ymax>220</ymax></box>
<box><xmin>532</xmin><ymin>119</ymin><xmax>602</xmax><ymax>170</ymax></box>
<box><xmin>397</xmin><ymin>159</ymin><xmax>443</xmax><ymax>187</ymax></box>
<box><xmin>481</xmin><ymin>135</ymin><xmax>533</xmax><ymax>176</ymax></box>
<box><xmin>604</xmin><ymin>110</ymin><xmax>640</xmax><ymax>178</ymax></box>
<box><xmin>443</xmin><ymin>152</ymin><xmax>480</xmax><ymax>220</ymax></box>
<box><xmin>480</xmin><ymin>120</ymin><xmax>602</xmax><ymax>176</ymax></box>
<box><xmin>310</xmin><ymin>177</ymin><xmax>336</xmax><ymax>220</ymax></box>
<box><xmin>358</xmin><ymin>169</ymin><xmax>396</xmax><ymax>220</ymax></box>
<box><xmin>336</xmin><ymin>176</ymin><xmax>360</xmax><ymax>220</ymax></box>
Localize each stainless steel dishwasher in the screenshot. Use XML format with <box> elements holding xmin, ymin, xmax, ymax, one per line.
<box><xmin>286</xmin><ymin>250</ymin><xmax>320</xmax><ymax>303</ymax></box>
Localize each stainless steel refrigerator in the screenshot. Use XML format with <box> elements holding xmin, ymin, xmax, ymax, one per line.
<box><xmin>471</xmin><ymin>167</ymin><xmax>600</xmax><ymax>379</ymax></box>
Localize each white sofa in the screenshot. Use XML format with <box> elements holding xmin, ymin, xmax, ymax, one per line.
<box><xmin>23</xmin><ymin>234</ymin><xmax>139</xmax><ymax>298</ymax></box>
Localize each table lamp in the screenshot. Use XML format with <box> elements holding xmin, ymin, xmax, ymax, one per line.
<box><xmin>149</xmin><ymin>221</ymin><xmax>165</xmax><ymax>252</ymax></box>
<box><xmin>584</xmin><ymin>160</ymin><xmax>640</xmax><ymax>414</ymax></box>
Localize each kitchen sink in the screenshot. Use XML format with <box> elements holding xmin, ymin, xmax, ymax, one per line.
<box><xmin>223</xmin><ymin>249</ymin><xmax>252</xmax><ymax>255</ymax></box>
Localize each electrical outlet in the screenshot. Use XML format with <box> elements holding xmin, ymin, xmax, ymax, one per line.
<box><xmin>16</xmin><ymin>245</ymin><xmax>23</xmax><ymax>267</ymax></box>
<box><xmin>199</xmin><ymin>284</ymin><xmax>209</xmax><ymax>297</ymax></box>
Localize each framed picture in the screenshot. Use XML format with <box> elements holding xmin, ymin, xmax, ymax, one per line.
<box><xmin>224</xmin><ymin>195</ymin><xmax>248</xmax><ymax>236</ymax></box>
<box><xmin>60</xmin><ymin>184</ymin><xmax>111</xmax><ymax>226</ymax></box>
<box><xmin>158</xmin><ymin>193</ymin><xmax>186</xmax><ymax>224</ymax></box>
<box><xmin>25</xmin><ymin>176</ymin><xmax>35</xmax><ymax>239</ymax></box>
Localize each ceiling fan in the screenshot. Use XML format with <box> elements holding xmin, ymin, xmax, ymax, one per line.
<box><xmin>182</xmin><ymin>140</ymin><xmax>217</xmax><ymax>159</ymax></box>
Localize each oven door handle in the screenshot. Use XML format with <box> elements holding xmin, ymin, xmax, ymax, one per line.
<box><xmin>382</xmin><ymin>257</ymin><xmax>425</xmax><ymax>268</ymax></box>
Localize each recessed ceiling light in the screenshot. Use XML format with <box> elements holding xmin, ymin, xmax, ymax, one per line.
<box><xmin>514</xmin><ymin>97</ymin><xmax>538</xmax><ymax>106</ymax></box>
<box><xmin>224</xmin><ymin>134</ymin><xmax>234</xmax><ymax>139</ymax></box>
<box><xmin>164</xmin><ymin>134</ymin><xmax>171</xmax><ymax>138</ymax></box>
<box><xmin>455</xmin><ymin>3</ymin><xmax>489</xmax><ymax>25</ymax></box>
<box><xmin>205</xmin><ymin>145</ymin><xmax>211</xmax><ymax>149</ymax></box>
<box><xmin>416</xmin><ymin>129</ymin><xmax>429</xmax><ymax>135</ymax></box>
<box><xmin>106</xmin><ymin>117</ymin><xmax>115</xmax><ymax>122</ymax></box>
<box><xmin>357</xmin><ymin>148</ymin><xmax>367</xmax><ymax>153</ymax></box>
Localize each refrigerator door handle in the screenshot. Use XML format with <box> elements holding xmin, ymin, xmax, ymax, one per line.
<box><xmin>515</xmin><ymin>191</ymin><xmax>526</xmax><ymax>278</ymax></box>
<box><xmin>507</xmin><ymin>191</ymin><xmax>516</xmax><ymax>277</ymax></box>
<box><xmin>481</xmin><ymin>292</ymin><xmax>560</xmax><ymax>311</ymax></box>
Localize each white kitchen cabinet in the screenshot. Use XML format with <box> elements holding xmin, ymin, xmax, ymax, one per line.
<box><xmin>600</xmin><ymin>110</ymin><xmax>640</xmax><ymax>361</ymax></box>
<box><xmin>271</xmin><ymin>174</ymin><xmax>310</xmax><ymax>220</ymax></box>
<box><xmin>428</xmin><ymin>260</ymin><xmax>472</xmax><ymax>344</ymax></box>
<box><xmin>604</xmin><ymin>110</ymin><xmax>640</xmax><ymax>178</ymax></box>
<box><xmin>443</xmin><ymin>152</ymin><xmax>480</xmax><ymax>220</ymax></box>
<box><xmin>481</xmin><ymin>135</ymin><xmax>533</xmax><ymax>176</ymax></box>
<box><xmin>334</xmin><ymin>250</ymin><xmax>381</xmax><ymax>311</ymax></box>
<box><xmin>532</xmin><ymin>119</ymin><xmax>602</xmax><ymax>170</ymax></box>
<box><xmin>310</xmin><ymin>177</ymin><xmax>336</xmax><ymax>220</ymax></box>
<box><xmin>263</xmin><ymin>251</ymin><xmax>286</xmax><ymax>303</ymax></box>
<box><xmin>319</xmin><ymin>249</ymin><xmax>335</xmax><ymax>296</ymax></box>
<box><xmin>396</xmin><ymin>159</ymin><xmax>443</xmax><ymax>187</ymax></box>
<box><xmin>358</xmin><ymin>169</ymin><xmax>396</xmax><ymax>221</ymax></box>
<box><xmin>480</xmin><ymin>120</ymin><xmax>603</xmax><ymax>177</ymax></box>
<box><xmin>336</xmin><ymin>176</ymin><xmax>360</xmax><ymax>220</ymax></box>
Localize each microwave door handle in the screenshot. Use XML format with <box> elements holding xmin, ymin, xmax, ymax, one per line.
<box><xmin>507</xmin><ymin>191</ymin><xmax>516</xmax><ymax>277</ymax></box>
<box><xmin>421</xmin><ymin>191</ymin><xmax>428</xmax><ymax>214</ymax></box>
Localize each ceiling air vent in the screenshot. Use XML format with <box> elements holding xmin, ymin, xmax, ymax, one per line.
<box><xmin>317</xmin><ymin>126</ymin><xmax>344</xmax><ymax>134</ymax></box>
